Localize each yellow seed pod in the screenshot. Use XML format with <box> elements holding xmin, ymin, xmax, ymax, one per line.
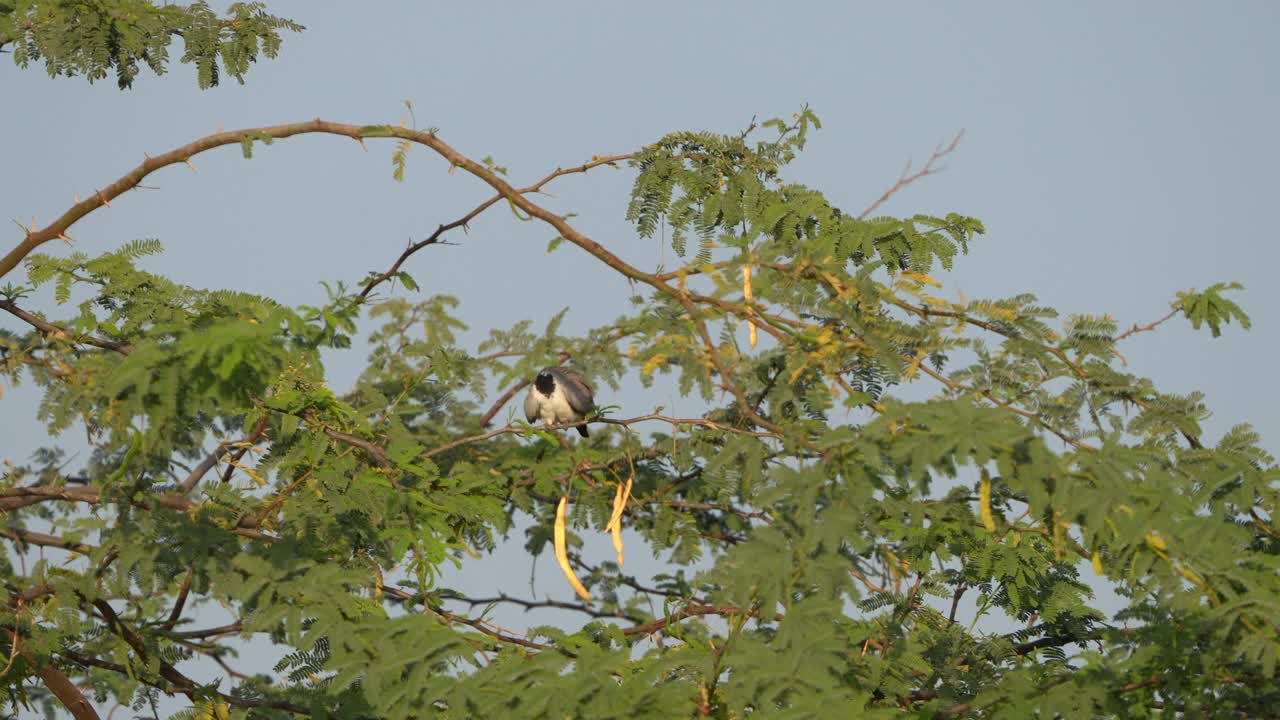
<box><xmin>979</xmin><ymin>471</ymin><xmax>996</xmax><ymax>533</ymax></box>
<box><xmin>554</xmin><ymin>497</ymin><xmax>591</xmax><ymax>600</ymax></box>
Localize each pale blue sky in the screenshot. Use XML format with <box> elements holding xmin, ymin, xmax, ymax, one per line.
<box><xmin>2</xmin><ymin>1</ymin><xmax>1278</xmax><ymax>707</ymax></box>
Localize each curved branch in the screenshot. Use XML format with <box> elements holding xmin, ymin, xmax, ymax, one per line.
<box><xmin>0</xmin><ymin>117</ymin><xmax>633</xmax><ymax>283</ymax></box>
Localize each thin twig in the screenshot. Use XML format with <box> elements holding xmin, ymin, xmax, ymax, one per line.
<box><xmin>220</xmin><ymin>414</ymin><xmax>269</xmax><ymax>483</ymax></box>
<box><xmin>1115</xmin><ymin>308</ymin><xmax>1179</xmax><ymax>342</ymax></box>
<box><xmin>382</xmin><ymin>586</ymin><xmax>554</xmax><ymax>652</ymax></box>
<box><xmin>439</xmin><ymin>593</ymin><xmax>638</xmax><ymax>622</ymax></box>
<box><xmin>359</xmin><ymin>153</ymin><xmax>634</xmax><ymax>299</ymax></box>
<box><xmin>858</xmin><ymin>130</ymin><xmax>964</xmax><ymax>219</ymax></box>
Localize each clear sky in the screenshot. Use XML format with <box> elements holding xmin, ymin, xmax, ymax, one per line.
<box><xmin>2</xmin><ymin>0</ymin><xmax>1278</xmax><ymax>704</ymax></box>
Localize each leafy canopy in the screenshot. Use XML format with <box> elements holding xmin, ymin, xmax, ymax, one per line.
<box><xmin>0</xmin><ymin>0</ymin><xmax>302</xmax><ymax>88</ymax></box>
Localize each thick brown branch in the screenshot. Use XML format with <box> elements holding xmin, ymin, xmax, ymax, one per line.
<box><xmin>13</xmin><ymin>583</ymin><xmax>55</xmax><ymax>603</ymax></box>
<box><xmin>478</xmin><ymin>379</ymin><xmax>530</xmax><ymax>428</ymax></box>
<box><xmin>0</xmin><ymin>483</ymin><xmax>101</xmax><ymax>511</ymax></box>
<box><xmin>34</xmin><ymin>662</ymin><xmax>102</xmax><ymax>720</ymax></box>
<box><xmin>323</xmin><ymin>427</ymin><xmax>391</xmax><ymax>467</ymax></box>
<box><xmin>170</xmin><ymin>621</ymin><xmax>243</xmax><ymax>640</ymax></box>
<box><xmin>92</xmin><ymin>599</ymin><xmax>198</xmax><ymax>697</ymax></box>
<box><xmin>180</xmin><ymin>440</ymin><xmax>237</xmax><ymax>494</ymax></box>
<box><xmin>162</xmin><ymin>569</ymin><xmax>194</xmax><ymax>629</ymax></box>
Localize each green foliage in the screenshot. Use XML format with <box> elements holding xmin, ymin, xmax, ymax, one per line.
<box><xmin>1175</xmin><ymin>281</ymin><xmax>1251</xmax><ymax>337</ymax></box>
<box><xmin>0</xmin><ymin>40</ymin><xmax>1275</xmax><ymax>718</ymax></box>
<box><xmin>0</xmin><ymin>0</ymin><xmax>302</xmax><ymax>88</ymax></box>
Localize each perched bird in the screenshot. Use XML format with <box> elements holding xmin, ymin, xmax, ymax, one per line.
<box><xmin>524</xmin><ymin>366</ymin><xmax>595</xmax><ymax>437</ymax></box>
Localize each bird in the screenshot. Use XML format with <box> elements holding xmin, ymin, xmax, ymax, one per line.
<box><xmin>524</xmin><ymin>366</ymin><xmax>595</xmax><ymax>437</ymax></box>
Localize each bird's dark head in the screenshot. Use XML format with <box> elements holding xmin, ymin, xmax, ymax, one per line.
<box><xmin>534</xmin><ymin>369</ymin><xmax>556</xmax><ymax>395</ymax></box>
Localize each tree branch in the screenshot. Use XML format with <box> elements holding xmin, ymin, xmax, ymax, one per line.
<box><xmin>59</xmin><ymin>648</ymin><xmax>309</xmax><ymax>715</ymax></box>
<box><xmin>169</xmin><ymin>621</ymin><xmax>243</xmax><ymax>640</ymax></box>
<box><xmin>1</xmin><ymin>120</ymin><xmax>794</xmax><ymax>443</ymax></box>
<box><xmin>0</xmin><ymin>299</ymin><xmax>130</xmax><ymax>354</ymax></box>
<box><xmin>423</xmin><ymin>413</ymin><xmax>776</xmax><ymax>459</ymax></box>
<box><xmin>322</xmin><ymin>427</ymin><xmax>391</xmax><ymax>467</ymax></box>
<box><xmin>92</xmin><ymin>599</ymin><xmax>198</xmax><ymax>698</ymax></box>
<box><xmin>1</xmin><ymin>527</ymin><xmax>94</xmax><ymax>555</ymax></box>
<box><xmin>621</xmin><ymin>601</ymin><xmax>782</xmax><ymax>637</ymax></box>
<box><xmin>439</xmin><ymin>592</ymin><xmax>639</xmax><ymax>622</ymax></box>
<box><xmin>382</xmin><ymin>586</ymin><xmax>555</xmax><ymax>652</ymax></box>
<box><xmin>34</xmin><ymin>662</ymin><xmax>102</xmax><ymax>720</ymax></box>
<box><xmin>179</xmin><ymin>440</ymin><xmax>237</xmax><ymax>494</ymax></box>
<box><xmin>478</xmin><ymin>379</ymin><xmax>530</xmax><ymax>428</ymax></box>
<box><xmin>219</xmin><ymin>413</ymin><xmax>269</xmax><ymax>483</ymax></box>
<box><xmin>858</xmin><ymin>130</ymin><xmax>964</xmax><ymax>219</ymax></box>
<box><xmin>162</xmin><ymin>569</ymin><xmax>194</xmax><ymax>629</ymax></box>
<box><xmin>1115</xmin><ymin>308</ymin><xmax>1179</xmax><ymax>342</ymax></box>
<box><xmin>358</xmin><ymin>153</ymin><xmax>633</xmax><ymax>299</ymax></box>
<box><xmin>0</xmin><ymin>485</ymin><xmax>268</xmax><ymax>540</ymax></box>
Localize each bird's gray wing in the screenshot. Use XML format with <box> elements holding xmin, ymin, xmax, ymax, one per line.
<box><xmin>551</xmin><ymin>367</ymin><xmax>595</xmax><ymax>415</ymax></box>
<box><xmin>523</xmin><ymin>386</ymin><xmax>541</xmax><ymax>422</ymax></box>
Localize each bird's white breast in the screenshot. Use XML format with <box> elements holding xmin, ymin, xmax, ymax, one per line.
<box><xmin>536</xmin><ymin>384</ymin><xmax>579</xmax><ymax>424</ymax></box>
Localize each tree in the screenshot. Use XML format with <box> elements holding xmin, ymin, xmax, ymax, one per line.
<box><xmin>0</xmin><ymin>1</ymin><xmax>301</xmax><ymax>89</ymax></box>
<box><xmin>2</xmin><ymin>7</ymin><xmax>1277</xmax><ymax>720</ymax></box>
